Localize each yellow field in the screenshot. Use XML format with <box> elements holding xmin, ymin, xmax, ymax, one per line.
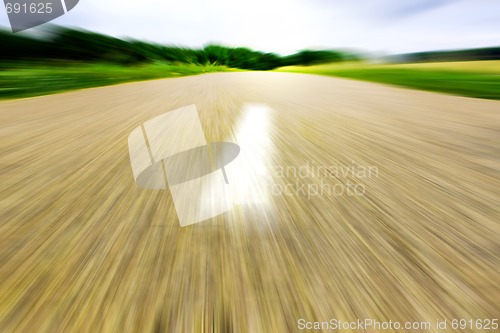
<box><xmin>278</xmin><ymin>59</ymin><xmax>500</xmax><ymax>73</ymax></box>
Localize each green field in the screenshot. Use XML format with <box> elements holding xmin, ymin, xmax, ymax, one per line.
<box><xmin>0</xmin><ymin>62</ymin><xmax>232</xmax><ymax>99</ymax></box>
<box><xmin>277</xmin><ymin>60</ymin><xmax>500</xmax><ymax>100</ymax></box>
<box><xmin>3</xmin><ymin>60</ymin><xmax>500</xmax><ymax>100</ymax></box>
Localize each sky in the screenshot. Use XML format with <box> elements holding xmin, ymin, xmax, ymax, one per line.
<box><xmin>1</xmin><ymin>0</ymin><xmax>499</xmax><ymax>55</ymax></box>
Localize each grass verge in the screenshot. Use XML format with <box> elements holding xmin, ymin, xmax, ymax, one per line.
<box><xmin>0</xmin><ymin>62</ymin><xmax>232</xmax><ymax>100</ymax></box>
<box><xmin>276</xmin><ymin>61</ymin><xmax>500</xmax><ymax>100</ymax></box>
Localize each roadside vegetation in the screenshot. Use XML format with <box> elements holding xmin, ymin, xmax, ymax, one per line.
<box><xmin>0</xmin><ymin>62</ymin><xmax>231</xmax><ymax>99</ymax></box>
<box><xmin>2</xmin><ymin>26</ymin><xmax>500</xmax><ymax>100</ymax></box>
<box><xmin>0</xmin><ymin>27</ymin><xmax>357</xmax><ymax>99</ymax></box>
<box><xmin>277</xmin><ymin>61</ymin><xmax>500</xmax><ymax>100</ymax></box>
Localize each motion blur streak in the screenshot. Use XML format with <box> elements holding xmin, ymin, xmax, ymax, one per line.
<box><xmin>0</xmin><ymin>72</ymin><xmax>499</xmax><ymax>332</ymax></box>
<box><xmin>224</xmin><ymin>103</ymin><xmax>273</xmax><ymax>206</ymax></box>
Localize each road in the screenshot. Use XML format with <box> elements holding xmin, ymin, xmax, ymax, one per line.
<box><xmin>1</xmin><ymin>72</ymin><xmax>499</xmax><ymax>332</ymax></box>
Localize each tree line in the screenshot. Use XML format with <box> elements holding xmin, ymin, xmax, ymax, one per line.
<box><xmin>389</xmin><ymin>47</ymin><xmax>500</xmax><ymax>63</ymax></box>
<box><xmin>0</xmin><ymin>27</ymin><xmax>359</xmax><ymax>69</ymax></box>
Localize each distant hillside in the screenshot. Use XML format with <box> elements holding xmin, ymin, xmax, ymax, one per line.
<box><xmin>389</xmin><ymin>47</ymin><xmax>500</xmax><ymax>63</ymax></box>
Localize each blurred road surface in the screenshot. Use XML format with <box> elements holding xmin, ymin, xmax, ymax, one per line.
<box><xmin>1</xmin><ymin>72</ymin><xmax>499</xmax><ymax>332</ymax></box>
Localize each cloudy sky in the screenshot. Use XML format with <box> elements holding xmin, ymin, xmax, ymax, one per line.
<box><xmin>1</xmin><ymin>0</ymin><xmax>499</xmax><ymax>55</ymax></box>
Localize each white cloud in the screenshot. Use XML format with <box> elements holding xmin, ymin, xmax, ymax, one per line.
<box><xmin>1</xmin><ymin>0</ymin><xmax>499</xmax><ymax>54</ymax></box>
